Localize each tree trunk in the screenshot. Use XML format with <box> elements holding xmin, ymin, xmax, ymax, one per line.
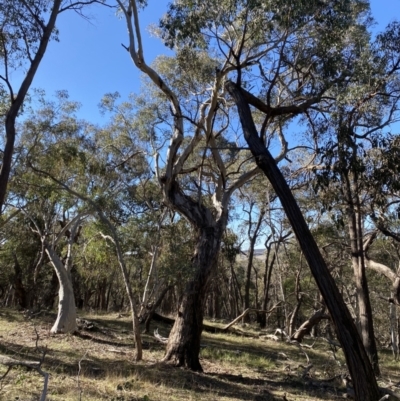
<box><xmin>288</xmin><ymin>262</ymin><xmax>303</xmax><ymax>337</ymax></box>
<box><xmin>342</xmin><ymin>161</ymin><xmax>380</xmax><ymax>375</ymax></box>
<box><xmin>163</xmin><ymin>224</ymin><xmax>224</xmax><ymax>371</ymax></box>
<box><xmin>12</xmin><ymin>253</ymin><xmax>28</xmax><ymax>309</ymax></box>
<box><xmin>244</xmin><ymin>208</ymin><xmax>265</xmax><ymax>316</ymax></box>
<box><xmin>46</xmin><ymin>246</ymin><xmax>77</xmax><ymax>334</ymax></box>
<box><xmin>226</xmin><ymin>81</ymin><xmax>381</xmax><ymax>401</ymax></box>
<box><xmin>98</xmin><ymin>213</ymin><xmax>142</xmax><ymax>361</ymax></box>
<box><xmin>390</xmin><ymin>292</ymin><xmax>399</xmax><ymax>359</ymax></box>
<box><xmin>0</xmin><ymin>0</ymin><xmax>62</xmax><ymax>214</ymax></box>
<box><xmin>261</xmin><ymin>239</ymin><xmax>276</xmax><ymax>328</ymax></box>
<box><xmin>347</xmin><ymin>206</ymin><xmax>380</xmax><ymax>374</ymax></box>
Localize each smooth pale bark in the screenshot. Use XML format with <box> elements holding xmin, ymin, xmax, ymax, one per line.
<box><xmin>25</xmin><ymin>167</ymin><xmax>144</xmax><ymax>359</ymax></box>
<box><xmin>226</xmin><ymin>80</ymin><xmax>380</xmax><ymax>401</ymax></box>
<box><xmin>288</xmin><ymin>267</ymin><xmax>302</xmax><ymax>338</ymax></box>
<box><xmin>364</xmin><ymin>259</ymin><xmax>400</xmax><ymax>358</ymax></box>
<box><xmin>46</xmin><ymin>246</ymin><xmax>77</xmax><ymax>334</ymax></box>
<box><xmin>98</xmin><ymin>214</ymin><xmax>142</xmax><ymax>361</ymax></box>
<box><xmin>365</xmin><ymin>259</ymin><xmax>400</xmax><ymax>304</ymax></box>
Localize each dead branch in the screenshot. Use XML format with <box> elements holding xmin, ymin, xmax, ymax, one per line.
<box><xmin>0</xmin><ymin>355</ymin><xmax>48</xmax><ymax>401</ymax></box>
<box><xmin>77</xmin><ymin>350</ymin><xmax>88</xmax><ymax>401</ymax></box>
<box><xmin>223</xmin><ymin>304</ymin><xmax>281</xmax><ymax>331</ymax></box>
<box><xmin>154</xmin><ymin>328</ymin><xmax>168</xmax><ymax>344</ymax></box>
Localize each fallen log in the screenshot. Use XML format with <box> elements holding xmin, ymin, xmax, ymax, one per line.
<box><xmin>223</xmin><ymin>304</ymin><xmax>281</xmax><ymax>331</ymax></box>
<box><xmin>151</xmin><ymin>312</ymin><xmax>258</xmax><ymax>337</ymax></box>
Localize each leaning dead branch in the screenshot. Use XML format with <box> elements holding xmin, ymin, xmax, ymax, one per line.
<box><xmin>223</xmin><ymin>304</ymin><xmax>281</xmax><ymax>331</ymax></box>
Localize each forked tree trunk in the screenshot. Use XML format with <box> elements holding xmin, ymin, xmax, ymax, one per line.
<box><xmin>163</xmin><ymin>224</ymin><xmax>224</xmax><ymax>371</ymax></box>
<box><xmin>226</xmin><ymin>81</ymin><xmax>381</xmax><ymax>401</ymax></box>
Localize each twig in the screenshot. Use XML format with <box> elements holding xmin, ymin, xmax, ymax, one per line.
<box><xmin>77</xmin><ymin>350</ymin><xmax>88</xmax><ymax>401</ymax></box>
<box><xmin>0</xmin><ymin>355</ymin><xmax>49</xmax><ymax>401</ymax></box>
<box><xmin>0</xmin><ymin>366</ymin><xmax>11</xmax><ymax>381</ymax></box>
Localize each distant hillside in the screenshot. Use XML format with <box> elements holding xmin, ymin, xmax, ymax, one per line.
<box><xmin>238</xmin><ymin>248</ymin><xmax>265</xmax><ymax>260</ymax></box>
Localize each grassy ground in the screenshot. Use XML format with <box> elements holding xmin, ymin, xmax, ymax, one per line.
<box><xmin>0</xmin><ymin>310</ymin><xmax>399</xmax><ymax>401</ymax></box>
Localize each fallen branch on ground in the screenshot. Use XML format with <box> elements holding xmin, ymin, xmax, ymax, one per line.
<box><xmin>151</xmin><ymin>312</ymin><xmax>258</xmax><ymax>337</ymax></box>
<box><xmin>0</xmin><ymin>354</ymin><xmax>48</xmax><ymax>401</ymax></box>
<box><xmin>223</xmin><ymin>304</ymin><xmax>281</xmax><ymax>331</ymax></box>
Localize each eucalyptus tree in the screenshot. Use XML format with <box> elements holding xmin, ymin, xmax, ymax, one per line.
<box><xmin>0</xmin><ymin>0</ymin><xmax>109</xmax><ymax>216</ymax></box>
<box><xmin>116</xmin><ymin>1</ymin><xmax>384</xmax><ymax>383</ymax></box>
<box><xmin>34</xmin><ymin>93</ymin><xmax>149</xmax><ymax>358</ymax></box>
<box><xmin>7</xmin><ymin>91</ymin><xmax>95</xmax><ymax>332</ymax></box>
<box><xmin>158</xmin><ymin>0</ymin><xmax>390</xmax><ymax>398</ymax></box>
<box><xmin>12</xmin><ymin>91</ymin><xmax>150</xmax><ymax>358</ymax></box>
<box><xmin>300</xmin><ymin>20</ymin><xmax>400</xmax><ymax>374</ymax></box>
<box><xmin>117</xmin><ymin>0</ymin><xmax>267</xmax><ymax>371</ymax></box>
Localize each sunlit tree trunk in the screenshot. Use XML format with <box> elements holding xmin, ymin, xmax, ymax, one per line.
<box><xmin>46</xmin><ymin>246</ymin><xmax>77</xmax><ymax>334</ymax></box>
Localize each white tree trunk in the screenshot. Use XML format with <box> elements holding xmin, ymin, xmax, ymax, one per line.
<box><xmin>46</xmin><ymin>246</ymin><xmax>77</xmax><ymax>334</ymax></box>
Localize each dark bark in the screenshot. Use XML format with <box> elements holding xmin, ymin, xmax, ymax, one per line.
<box><xmin>42</xmin><ymin>270</ymin><xmax>59</xmax><ymax>309</ymax></box>
<box><xmin>347</xmin><ymin>205</ymin><xmax>380</xmax><ymax>374</ymax></box>
<box><xmin>291</xmin><ymin>308</ymin><xmax>329</xmax><ymax>342</ymax></box>
<box><xmin>144</xmin><ymin>284</ymin><xmax>173</xmax><ymax>333</ymax></box>
<box><xmin>226</xmin><ymin>80</ymin><xmax>381</xmax><ymax>401</ymax></box>
<box><xmin>0</xmin><ymin>0</ymin><xmax>62</xmax><ymax>213</ymax></box>
<box><xmin>163</xmin><ymin>224</ymin><xmax>225</xmax><ymax>371</ymax></box>
<box><xmin>12</xmin><ymin>253</ymin><xmax>28</xmax><ymax>309</ymax></box>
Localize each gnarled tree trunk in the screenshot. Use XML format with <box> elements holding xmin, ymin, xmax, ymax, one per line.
<box><xmin>163</xmin><ymin>224</ymin><xmax>224</xmax><ymax>371</ymax></box>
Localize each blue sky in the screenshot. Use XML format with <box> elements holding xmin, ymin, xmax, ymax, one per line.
<box><xmin>12</xmin><ymin>0</ymin><xmax>399</xmax><ymax>122</ymax></box>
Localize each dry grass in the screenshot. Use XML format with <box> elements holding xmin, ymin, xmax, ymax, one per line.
<box><xmin>0</xmin><ymin>310</ymin><xmax>399</xmax><ymax>401</ymax></box>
